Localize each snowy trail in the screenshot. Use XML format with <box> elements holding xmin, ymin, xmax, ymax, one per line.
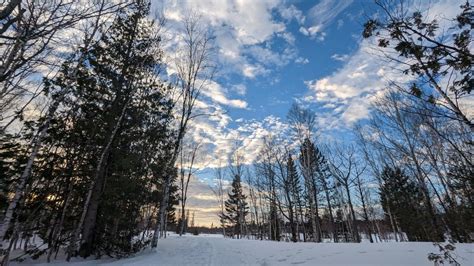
<box><xmin>109</xmin><ymin>235</ymin><xmax>473</xmax><ymax>266</ymax></box>
<box><xmin>17</xmin><ymin>234</ymin><xmax>474</xmax><ymax>266</ymax></box>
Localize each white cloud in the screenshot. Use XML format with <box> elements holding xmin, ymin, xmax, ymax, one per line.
<box><xmin>295</xmin><ymin>57</ymin><xmax>309</xmax><ymax>64</ymax></box>
<box><xmin>337</xmin><ymin>19</ymin><xmax>344</xmax><ymax>29</ymax></box>
<box><xmin>331</xmin><ymin>53</ymin><xmax>349</xmax><ymax>62</ymax></box>
<box><xmin>246</xmin><ymin>46</ymin><xmax>297</xmax><ymax>68</ymax></box>
<box><xmin>299</xmin><ymin>25</ymin><xmax>327</xmax><ymax>41</ymax></box>
<box><xmin>156</xmin><ymin>0</ymin><xmax>297</xmax><ymax>79</ymax></box>
<box><xmin>186</xmin><ymin>114</ymin><xmax>291</xmax><ymax>171</ymax></box>
<box><xmin>300</xmin><ymin>0</ymin><xmax>353</xmax><ymax>40</ymax></box>
<box><xmin>341</xmin><ymin>97</ymin><xmax>371</xmax><ymax>124</ymax></box>
<box><xmin>152</xmin><ymin>0</ymin><xmax>305</xmax><ymax>175</ymax></box>
<box><xmin>242</xmin><ymin>64</ymin><xmax>269</xmax><ymax>78</ymax></box>
<box><xmin>278</xmin><ymin>31</ymin><xmax>296</xmax><ymax>45</ymax></box>
<box><xmin>307</xmin><ymin>78</ymin><xmax>360</xmax><ymax>101</ymax></box>
<box><xmin>231</xmin><ymin>84</ymin><xmax>247</xmax><ymax>95</ymax></box>
<box><xmin>304</xmin><ymin>38</ymin><xmax>415</xmax><ymax>127</ymax></box>
<box><xmin>185</xmin><ymin>175</ymin><xmax>222</xmax><ymax>226</ymax></box>
<box><xmin>201</xmin><ymin>81</ymin><xmax>248</xmax><ymax>109</ymax></box>
<box><xmin>303</xmin><ymin>0</ymin><xmax>464</xmax><ymax>128</ymax></box>
<box><xmin>279</xmin><ymin>4</ymin><xmax>305</xmax><ymax>24</ymax></box>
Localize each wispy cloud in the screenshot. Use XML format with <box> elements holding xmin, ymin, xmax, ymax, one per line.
<box><xmin>304</xmin><ymin>38</ymin><xmax>412</xmax><ymax>127</ymax></box>
<box><xmin>331</xmin><ymin>53</ymin><xmax>349</xmax><ymax>62</ymax></box>
<box><xmin>186</xmin><ymin>115</ymin><xmax>290</xmax><ymax>170</ymax></box>
<box><xmin>156</xmin><ymin>0</ymin><xmax>298</xmax><ymax>79</ymax></box>
<box><xmin>201</xmin><ymin>81</ymin><xmax>248</xmax><ymax>109</ymax></box>
<box><xmin>278</xmin><ymin>4</ymin><xmax>305</xmax><ymax>24</ymax></box>
<box><xmin>299</xmin><ymin>0</ymin><xmax>353</xmax><ymax>40</ymax></box>
<box><xmin>303</xmin><ymin>0</ymin><xmax>464</xmax><ymax>128</ymax></box>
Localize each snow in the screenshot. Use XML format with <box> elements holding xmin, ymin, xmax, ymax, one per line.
<box><xmin>15</xmin><ymin>234</ymin><xmax>474</xmax><ymax>266</ymax></box>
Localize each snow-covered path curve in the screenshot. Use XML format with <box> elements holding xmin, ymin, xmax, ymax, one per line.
<box><xmin>19</xmin><ymin>234</ymin><xmax>474</xmax><ymax>266</ymax></box>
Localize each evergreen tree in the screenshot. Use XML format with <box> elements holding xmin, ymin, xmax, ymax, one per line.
<box><xmin>285</xmin><ymin>154</ymin><xmax>300</xmax><ymax>242</ymax></box>
<box><xmin>299</xmin><ymin>138</ymin><xmax>321</xmax><ymax>242</ymax></box>
<box><xmin>445</xmin><ymin>161</ymin><xmax>474</xmax><ymax>242</ymax></box>
<box><xmin>0</xmin><ymin>134</ymin><xmax>27</xmax><ymax>216</ymax></box>
<box><xmin>0</xmin><ymin>1</ymin><xmax>176</xmax><ymax>259</ymax></box>
<box><xmin>380</xmin><ymin>166</ymin><xmax>430</xmax><ymax>241</ymax></box>
<box><xmin>221</xmin><ymin>174</ymin><xmax>248</xmax><ymax>239</ymax></box>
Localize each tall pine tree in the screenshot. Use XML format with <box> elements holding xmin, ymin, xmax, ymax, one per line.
<box><xmin>221</xmin><ymin>174</ymin><xmax>249</xmax><ymax>239</ymax></box>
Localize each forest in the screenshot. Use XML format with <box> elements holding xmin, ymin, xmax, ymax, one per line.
<box><xmin>0</xmin><ymin>0</ymin><xmax>472</xmax><ymax>265</ymax></box>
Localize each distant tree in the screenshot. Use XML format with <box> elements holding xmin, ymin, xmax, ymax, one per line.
<box><xmin>190</xmin><ymin>211</ymin><xmax>195</xmax><ymax>228</ymax></box>
<box><xmin>380</xmin><ymin>167</ymin><xmax>430</xmax><ymax>241</ymax></box>
<box><xmin>255</xmin><ymin>138</ymin><xmax>281</xmax><ymax>241</ymax></box>
<box><xmin>329</xmin><ymin>145</ymin><xmax>361</xmax><ymax>243</ymax></box>
<box><xmin>354</xmin><ymin>162</ymin><xmax>374</xmax><ymax>243</ymax></box>
<box><xmin>299</xmin><ymin>138</ymin><xmax>322</xmax><ymax>242</ymax></box>
<box><xmin>287</xmin><ymin>154</ymin><xmax>306</xmax><ymax>242</ymax></box>
<box><xmin>221</xmin><ymin>174</ymin><xmax>248</xmax><ymax>239</ymax></box>
<box><xmin>313</xmin><ymin>146</ymin><xmax>337</xmax><ymax>243</ymax></box>
<box><xmin>178</xmin><ymin>142</ymin><xmax>200</xmax><ymax>236</ymax></box>
<box><xmin>185</xmin><ymin>209</ymin><xmax>190</xmax><ymax>232</ymax></box>
<box><xmin>210</xmin><ymin>162</ymin><xmax>226</xmax><ymax>237</ymax></box>
<box><xmin>284</xmin><ymin>154</ymin><xmax>299</xmax><ymax>242</ymax></box>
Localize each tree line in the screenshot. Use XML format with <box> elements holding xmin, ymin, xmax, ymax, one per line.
<box><xmin>0</xmin><ymin>0</ymin><xmax>213</xmax><ymax>264</ymax></box>
<box><xmin>216</xmin><ymin>0</ymin><xmax>472</xmax><ymax>244</ymax></box>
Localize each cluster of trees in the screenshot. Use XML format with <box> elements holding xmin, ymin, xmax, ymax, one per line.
<box><xmin>216</xmin><ymin>1</ymin><xmax>472</xmax><ymax>244</ymax></box>
<box><xmin>0</xmin><ymin>0</ymin><xmax>471</xmax><ymax>264</ymax></box>
<box><xmin>217</xmin><ymin>112</ymin><xmax>380</xmax><ymax>243</ymax></box>
<box><xmin>0</xmin><ymin>0</ymin><xmax>213</xmax><ymax>264</ymax></box>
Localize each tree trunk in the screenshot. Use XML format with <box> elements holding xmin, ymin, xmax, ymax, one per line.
<box><xmin>151</xmin><ymin>174</ymin><xmax>171</xmax><ymax>247</ymax></box>
<box><xmin>179</xmin><ymin>206</ymin><xmax>186</xmax><ymax>236</ymax></box>
<box><xmin>0</xmin><ymin>98</ymin><xmax>61</xmax><ymax>243</ymax></box>
<box><xmin>304</xmin><ymin>176</ymin><xmax>320</xmax><ymax>242</ymax></box>
<box><xmin>69</xmin><ymin>97</ymin><xmax>130</xmax><ymax>259</ymax></box>
<box><xmin>321</xmin><ymin>178</ymin><xmax>337</xmax><ymax>242</ymax></box>
<box><xmin>344</xmin><ymin>184</ymin><xmax>360</xmax><ymax>242</ymax></box>
<box><xmin>78</xmin><ymin>161</ymin><xmax>108</xmax><ymax>258</ymax></box>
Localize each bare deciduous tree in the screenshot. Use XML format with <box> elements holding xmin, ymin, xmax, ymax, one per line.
<box><xmin>178</xmin><ymin>141</ymin><xmax>200</xmax><ymax>236</ymax></box>
<box><xmin>328</xmin><ymin>145</ymin><xmax>361</xmax><ymax>243</ymax></box>
<box><xmin>0</xmin><ymin>0</ymin><xmax>127</xmax><ymax>117</ymax></box>
<box><xmin>211</xmin><ymin>161</ymin><xmax>226</xmax><ymax>237</ymax></box>
<box><xmin>152</xmin><ymin>12</ymin><xmax>215</xmax><ymax>247</ymax></box>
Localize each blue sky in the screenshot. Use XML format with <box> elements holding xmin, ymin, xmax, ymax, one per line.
<box><xmin>155</xmin><ymin>0</ymin><xmax>383</xmax><ymax>164</ymax></box>
<box><xmin>226</xmin><ymin>1</ymin><xmax>367</xmax><ymax>121</ymax></box>
<box><xmin>152</xmin><ymin>0</ymin><xmax>463</xmax><ymax>226</ymax></box>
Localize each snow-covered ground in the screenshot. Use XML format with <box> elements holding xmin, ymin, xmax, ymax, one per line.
<box><xmin>15</xmin><ymin>234</ymin><xmax>474</xmax><ymax>266</ymax></box>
